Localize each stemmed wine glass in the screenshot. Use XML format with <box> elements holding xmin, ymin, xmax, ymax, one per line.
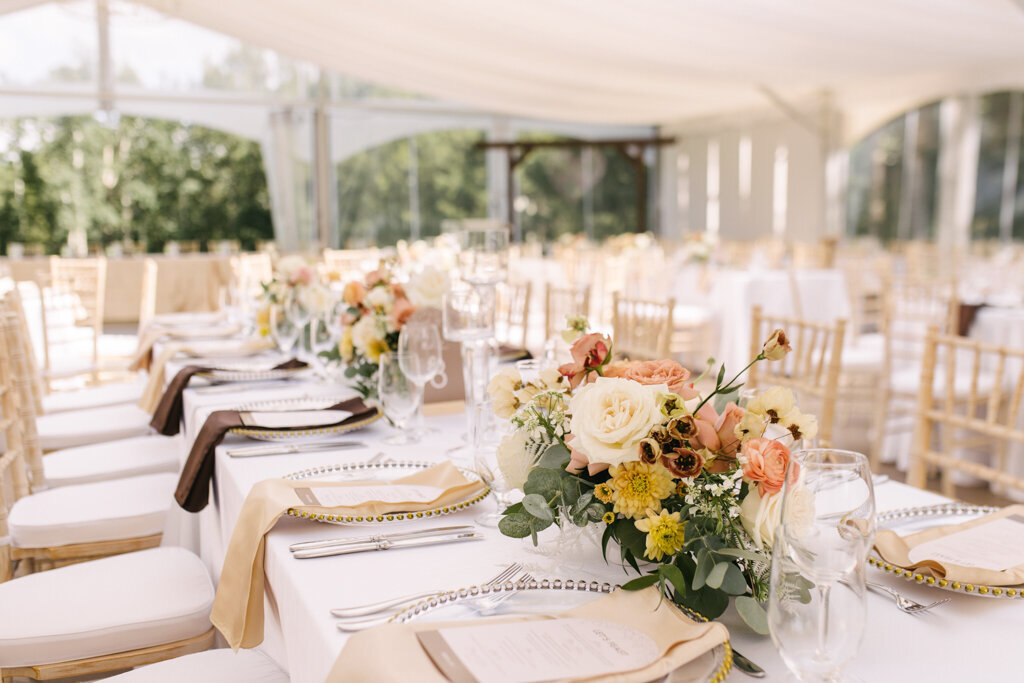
<box><xmin>768</xmin><ymin>448</ymin><xmax>876</xmax><ymax>683</ymax></box>
<box><xmin>270</xmin><ymin>305</ymin><xmax>299</xmax><ymax>356</ymax></box>
<box><xmin>442</xmin><ymin>283</ymin><xmax>496</xmax><ymax>455</ymax></box>
<box><xmin>398</xmin><ymin>321</ymin><xmax>444</xmax><ymax>434</ymax></box>
<box><xmin>285</xmin><ymin>288</ymin><xmax>313</xmax><ymax>362</ymax></box>
<box><xmin>377</xmin><ymin>351</ymin><xmax>420</xmax><ymax>445</ymax></box>
<box><xmin>309</xmin><ymin>316</ymin><xmax>337</xmax><ymax>379</ymax></box>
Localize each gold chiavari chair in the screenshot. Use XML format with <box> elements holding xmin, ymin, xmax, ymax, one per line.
<box><xmin>611</xmin><ymin>294</ymin><xmax>675</xmax><ymax>360</ymax></box>
<box><xmin>747</xmin><ymin>306</ymin><xmax>847</xmax><ymax>449</ymax></box>
<box><xmin>231</xmin><ymin>252</ymin><xmax>274</xmax><ymax>295</ymax></box>
<box><xmin>322</xmin><ymin>248</ymin><xmax>381</xmax><ymax>282</ymax></box>
<box><xmin>41</xmin><ymin>257</ymin><xmax>107</xmax><ymax>388</ymax></box>
<box><xmin>495</xmin><ymin>281</ymin><xmax>531</xmax><ymax>351</ymax></box>
<box><xmin>544</xmin><ymin>283</ymin><xmax>591</xmax><ymax>342</ymax></box>
<box><xmin>870</xmin><ymin>277</ymin><xmax>959</xmax><ymax>469</ymax></box>
<box><xmin>908</xmin><ymin>328</ymin><xmax>1024</xmax><ymax>499</ymax></box>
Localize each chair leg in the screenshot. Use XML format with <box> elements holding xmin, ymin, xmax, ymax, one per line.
<box><xmin>869</xmin><ymin>387</ymin><xmax>890</xmax><ymax>470</ymax></box>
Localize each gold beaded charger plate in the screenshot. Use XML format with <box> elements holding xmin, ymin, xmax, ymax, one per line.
<box><xmin>282</xmin><ymin>459</ymin><xmax>490</xmax><ymax>525</ymax></box>
<box><xmin>869</xmin><ymin>503</ymin><xmax>1023</xmax><ymax>599</ymax></box>
<box><xmin>388</xmin><ymin>578</ymin><xmax>730</xmax><ymax>683</ymax></box>
<box><xmin>228</xmin><ymin>395</ymin><xmax>380</xmax><ymax>442</ymax></box>
<box><xmin>196</xmin><ymin>361</ymin><xmax>308</xmax><ymax>383</ymax></box>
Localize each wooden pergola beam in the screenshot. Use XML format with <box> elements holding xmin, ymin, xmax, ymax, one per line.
<box><xmin>476</xmin><ymin>137</ymin><xmax>676</xmax><ymax>235</ymax></box>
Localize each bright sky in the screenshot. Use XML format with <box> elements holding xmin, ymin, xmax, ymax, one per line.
<box><xmin>0</xmin><ymin>1</ymin><xmax>246</xmax><ymax>89</ymax></box>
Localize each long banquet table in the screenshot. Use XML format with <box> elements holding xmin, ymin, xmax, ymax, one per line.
<box><xmin>164</xmin><ymin>373</ymin><xmax>1019</xmax><ymax>682</ymax></box>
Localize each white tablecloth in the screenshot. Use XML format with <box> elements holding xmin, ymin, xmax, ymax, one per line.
<box><xmin>158</xmin><ymin>375</ymin><xmax>1021</xmax><ymax>683</ymax></box>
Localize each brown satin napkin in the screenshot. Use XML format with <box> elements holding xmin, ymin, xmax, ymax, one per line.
<box><xmin>327</xmin><ymin>586</ymin><xmax>729</xmax><ymax>683</ymax></box>
<box><xmin>498</xmin><ymin>344</ymin><xmax>533</xmax><ymax>363</ymax></box>
<box><xmin>149</xmin><ymin>358</ymin><xmax>306</xmax><ymax>436</ymax></box>
<box><xmin>956</xmin><ymin>302</ymin><xmax>987</xmax><ymax>336</ymax></box>
<box><xmin>873</xmin><ymin>504</ymin><xmax>1024</xmax><ymax>587</ymax></box>
<box><xmin>139</xmin><ymin>338</ymin><xmax>276</xmax><ymax>414</ymax></box>
<box><xmin>212</xmin><ymin>461</ymin><xmax>485</xmax><ymax>650</ymax></box>
<box><xmin>174</xmin><ymin>395</ymin><xmax>374</xmax><ymax>513</ymax></box>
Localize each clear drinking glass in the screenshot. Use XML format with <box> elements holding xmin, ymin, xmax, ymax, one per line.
<box><xmin>442</xmin><ymin>284</ymin><xmax>496</xmax><ymax>453</ymax></box>
<box><xmin>472</xmin><ymin>398</ymin><xmax>511</xmax><ymax>527</ymax></box>
<box><xmin>378</xmin><ymin>351</ymin><xmax>421</xmax><ymax>445</ymax></box>
<box><xmin>398</xmin><ymin>321</ymin><xmax>444</xmax><ymax>433</ymax></box>
<box><xmin>270</xmin><ymin>305</ymin><xmax>299</xmax><ymax>355</ymax></box>
<box><xmin>286</xmin><ymin>288</ymin><xmax>313</xmax><ymax>361</ymax></box>
<box><xmin>457</xmin><ymin>224</ymin><xmax>510</xmax><ymax>285</ymax></box>
<box><xmin>768</xmin><ymin>448</ymin><xmax>876</xmax><ymax>683</ymax></box>
<box><xmin>310</xmin><ymin>317</ymin><xmax>337</xmax><ymax>379</ymax></box>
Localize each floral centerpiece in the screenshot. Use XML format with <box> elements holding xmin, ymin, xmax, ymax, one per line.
<box><xmin>256</xmin><ymin>255</ymin><xmax>319</xmax><ymax>337</ymax></box>
<box><xmin>320</xmin><ymin>266</ymin><xmax>423</xmax><ymax>399</ymax></box>
<box><xmin>487</xmin><ymin>318</ymin><xmax>816</xmax><ymax>633</ymax></box>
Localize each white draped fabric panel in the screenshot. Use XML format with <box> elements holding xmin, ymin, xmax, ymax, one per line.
<box><xmin>119</xmin><ymin>0</ymin><xmax>1024</xmax><ymax>140</ymax></box>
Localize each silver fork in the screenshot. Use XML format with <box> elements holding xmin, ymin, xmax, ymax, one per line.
<box><xmin>467</xmin><ymin>572</ymin><xmax>537</xmax><ymax>615</ymax></box>
<box><xmin>333</xmin><ymin>563</ymin><xmax>522</xmax><ymax>627</ymax></box>
<box><xmin>867</xmin><ymin>581</ymin><xmax>951</xmax><ymax>613</ymax></box>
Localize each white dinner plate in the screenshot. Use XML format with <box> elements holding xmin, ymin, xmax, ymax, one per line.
<box><xmin>178</xmin><ymin>339</ymin><xmax>269</xmax><ymax>359</ymax></box>
<box><xmin>869</xmin><ymin>503</ymin><xmax>1023</xmax><ymax>599</ymax></box>
<box><xmin>389</xmin><ymin>579</ymin><xmax>730</xmax><ymax>683</ymax></box>
<box><xmin>281</xmin><ymin>459</ymin><xmax>489</xmax><ymax>524</ymax></box>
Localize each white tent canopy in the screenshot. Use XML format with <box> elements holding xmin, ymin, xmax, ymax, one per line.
<box><xmin>114</xmin><ymin>0</ymin><xmax>1024</xmax><ymax>143</ymax></box>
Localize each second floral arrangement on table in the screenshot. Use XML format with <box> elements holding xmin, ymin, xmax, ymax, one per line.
<box><xmin>487</xmin><ymin>317</ymin><xmax>817</xmax><ymax>633</ymax></box>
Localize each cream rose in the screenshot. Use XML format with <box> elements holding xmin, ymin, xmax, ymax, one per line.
<box><xmin>406</xmin><ymin>266</ymin><xmax>450</xmax><ymax>308</ymax></box>
<box><xmin>567</xmin><ymin>377</ymin><xmax>666</xmax><ymax>467</ymax></box>
<box><xmin>364</xmin><ymin>286</ymin><xmax>394</xmax><ymax>312</ymax></box>
<box><xmin>350</xmin><ymin>315</ymin><xmax>382</xmax><ymax>355</ymax></box>
<box><xmin>298</xmin><ymin>283</ymin><xmax>332</xmax><ymax>316</ymax></box>
<box><xmin>739</xmin><ymin>482</ymin><xmax>815</xmax><ymax>550</ymax></box>
<box><xmin>496</xmin><ymin>431</ymin><xmax>534</xmax><ymax>491</ymax></box>
<box><xmin>276</xmin><ymin>255</ymin><xmax>309</xmax><ymax>283</ymax></box>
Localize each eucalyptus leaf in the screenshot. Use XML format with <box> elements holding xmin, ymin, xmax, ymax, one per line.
<box><xmin>573</xmin><ymin>492</ymin><xmax>594</xmax><ymax>514</ymax></box>
<box><xmin>523</xmin><ymin>468</ymin><xmax>564</xmax><ymax>499</ymax></box>
<box><xmin>713</xmin><ymin>387</ymin><xmax>740</xmax><ymax>414</ymax></box>
<box><xmin>522</xmin><ymin>494</ymin><xmax>554</xmax><ymax>522</ymax></box>
<box><xmin>735</xmin><ymin>596</ymin><xmax>770</xmax><ymax>634</ymax></box>
<box><xmin>659</xmin><ymin>564</ymin><xmax>687</xmax><ymax>597</ymax></box>
<box><xmin>681</xmin><ymin>585</ymin><xmax>729</xmax><ymax>619</ymax></box>
<box><xmin>586</xmin><ymin>502</ymin><xmax>607</xmax><ymax>521</ymax></box>
<box><xmin>692</xmin><ymin>549</ymin><xmax>714</xmax><ymax>590</ymax></box>
<box><xmin>705</xmin><ymin>562</ymin><xmax>729</xmax><ymax>589</ymax></box>
<box><xmin>720</xmin><ymin>563</ymin><xmax>749</xmax><ymax>595</ymax></box>
<box><xmin>621</xmin><ymin>575</ymin><xmax>659</xmax><ymax>590</ymax></box>
<box><xmin>498</xmin><ymin>512</ymin><xmax>533</xmax><ymax>538</ymax></box>
<box><xmin>715</xmin><ymin>364</ymin><xmax>726</xmax><ymax>388</ymax></box>
<box><xmin>537</xmin><ymin>443</ymin><xmax>572</xmax><ymax>469</ymax></box>
<box><xmin>713</xmin><ymin>547</ymin><xmax>768</xmax><ymax>563</ymax></box>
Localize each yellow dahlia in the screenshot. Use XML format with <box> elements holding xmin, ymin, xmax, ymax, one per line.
<box><xmin>608</xmin><ymin>461</ymin><xmax>675</xmax><ymax>520</ymax></box>
<box><xmin>593</xmin><ymin>482</ymin><xmax>614</xmax><ymax>504</ymax></box>
<box><xmin>602</xmin><ymin>511</ymin><xmax>616</xmax><ymax>524</ymax></box>
<box><xmin>635</xmin><ymin>509</ymin><xmax>687</xmax><ymax>561</ymax></box>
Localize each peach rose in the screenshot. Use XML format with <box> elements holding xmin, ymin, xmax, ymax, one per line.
<box><xmin>558</xmin><ymin>332</ymin><xmax>612</xmax><ymax>389</ymax></box>
<box><xmin>391</xmin><ymin>298</ymin><xmax>417</xmax><ymax>328</ymax></box>
<box><xmin>290</xmin><ymin>266</ymin><xmax>314</xmax><ymax>287</ymax></box>
<box><xmin>565</xmin><ymin>435</ymin><xmax>610</xmax><ymax>476</ymax></box>
<box><xmin>621</xmin><ymin>359</ymin><xmax>699</xmax><ymax>399</ymax></box>
<box><xmin>602</xmin><ymin>361</ymin><xmax>634</xmax><ymax>378</ymax></box>
<box><xmin>741</xmin><ymin>437</ymin><xmax>794</xmax><ymax>496</ymax></box>
<box><xmin>391</xmin><ymin>282</ymin><xmax>407</xmax><ymax>300</ymax></box>
<box><xmin>714</xmin><ymin>402</ymin><xmax>745</xmax><ymax>456</ymax></box>
<box><xmin>364</xmin><ymin>269</ymin><xmax>386</xmax><ymax>287</ymax></box>
<box><xmin>342</xmin><ymin>281</ymin><xmax>367</xmax><ymax>307</ymax></box>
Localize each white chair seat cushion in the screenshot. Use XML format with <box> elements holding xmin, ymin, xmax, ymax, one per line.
<box><xmin>840</xmin><ymin>341</ymin><xmax>885</xmax><ymax>372</ymax></box>
<box><xmin>36</xmin><ymin>403</ymin><xmax>153</xmax><ymax>451</ymax></box>
<box><xmin>0</xmin><ymin>547</ymin><xmax>213</xmax><ymax>668</ymax></box>
<box><xmin>43</xmin><ymin>435</ymin><xmax>181</xmax><ymax>488</ymax></box>
<box><xmin>8</xmin><ymin>473</ymin><xmax>176</xmax><ymax>548</ymax></box>
<box><xmin>41</xmin><ymin>379</ymin><xmax>146</xmax><ymax>414</ymax></box>
<box><xmin>890</xmin><ymin>367</ymin><xmax>999</xmax><ymax>397</ymax></box>
<box><xmin>106</xmin><ymin>648</ymin><xmax>288</xmax><ymax>682</ymax></box>
<box><xmin>672</xmin><ymin>304</ymin><xmax>713</xmax><ymax>325</ymax></box>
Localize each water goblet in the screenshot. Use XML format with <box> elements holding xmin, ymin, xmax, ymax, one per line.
<box><xmin>768</xmin><ymin>448</ymin><xmax>876</xmax><ymax>683</ymax></box>
<box><xmin>471</xmin><ymin>398</ymin><xmax>511</xmax><ymax>527</ymax></box>
<box><xmin>398</xmin><ymin>321</ymin><xmax>444</xmax><ymax>434</ymax></box>
<box><xmin>270</xmin><ymin>305</ymin><xmax>299</xmax><ymax>356</ymax></box>
<box><xmin>378</xmin><ymin>351</ymin><xmax>421</xmax><ymax>445</ymax></box>
<box><xmin>442</xmin><ymin>283</ymin><xmax>496</xmax><ymax>453</ymax></box>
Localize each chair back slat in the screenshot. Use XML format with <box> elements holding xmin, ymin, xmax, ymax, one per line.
<box><xmin>0</xmin><ymin>310</ymin><xmax>32</xmax><ymax>582</ymax></box>
<box><xmin>495</xmin><ymin>282</ymin><xmax>531</xmax><ymax>350</ymax></box>
<box><xmin>544</xmin><ymin>284</ymin><xmax>591</xmax><ymax>341</ymax></box>
<box><xmin>611</xmin><ymin>294</ymin><xmax>675</xmax><ymax>360</ymax></box>
<box><xmin>908</xmin><ymin>329</ymin><xmax>1024</xmax><ymax>497</ymax></box>
<box><xmin>747</xmin><ymin>306</ymin><xmax>847</xmax><ymax>448</ymax></box>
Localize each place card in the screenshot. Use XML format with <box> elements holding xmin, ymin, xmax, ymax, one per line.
<box><xmin>294</xmin><ymin>484</ymin><xmax>445</xmax><ymax>507</ymax></box>
<box><xmin>908</xmin><ymin>514</ymin><xmax>1024</xmax><ymax>571</ymax></box>
<box><xmin>417</xmin><ymin>617</ymin><xmax>659</xmax><ymax>683</ymax></box>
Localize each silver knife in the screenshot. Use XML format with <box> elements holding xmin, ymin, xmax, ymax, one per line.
<box><xmin>226</xmin><ymin>441</ymin><xmax>366</xmax><ymax>457</ymax></box>
<box><xmin>292</xmin><ymin>531</ymin><xmax>484</xmax><ymax>559</ymax></box>
<box><xmin>289</xmin><ymin>525</ymin><xmax>476</xmax><ymax>552</ymax></box>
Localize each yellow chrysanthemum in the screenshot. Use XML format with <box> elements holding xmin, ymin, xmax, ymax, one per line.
<box><xmin>634</xmin><ymin>509</ymin><xmax>687</xmax><ymax>561</ymax></box>
<box><xmin>608</xmin><ymin>461</ymin><xmax>675</xmax><ymax>520</ymax></box>
<box><xmin>366</xmin><ymin>337</ymin><xmax>390</xmax><ymax>363</ymax></box>
<box><xmin>339</xmin><ymin>328</ymin><xmax>354</xmax><ymax>363</ymax></box>
<box><xmin>594</xmin><ymin>482</ymin><xmax>614</xmax><ymax>504</ymax></box>
<box><xmin>602</xmin><ymin>511</ymin><xmax>616</xmax><ymax>524</ymax></box>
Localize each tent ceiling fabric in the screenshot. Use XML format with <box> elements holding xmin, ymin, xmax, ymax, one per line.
<box><xmin>6</xmin><ymin>0</ymin><xmax>1024</xmax><ymax>140</ymax></box>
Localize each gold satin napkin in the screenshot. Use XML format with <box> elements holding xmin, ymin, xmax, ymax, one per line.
<box><xmin>129</xmin><ymin>321</ymin><xmax>242</xmax><ymax>372</ymax></box>
<box><xmin>137</xmin><ymin>337</ymin><xmax>275</xmax><ymax>413</ymax></box>
<box><xmin>212</xmin><ymin>462</ymin><xmax>486</xmax><ymax>650</ymax></box>
<box><xmin>327</xmin><ymin>586</ymin><xmax>729</xmax><ymax>683</ymax></box>
<box><xmin>873</xmin><ymin>504</ymin><xmax>1024</xmax><ymax>587</ymax></box>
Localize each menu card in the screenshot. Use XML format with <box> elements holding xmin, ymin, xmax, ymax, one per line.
<box><xmin>417</xmin><ymin>618</ymin><xmax>659</xmax><ymax>683</ymax></box>
<box><xmin>908</xmin><ymin>514</ymin><xmax>1024</xmax><ymax>571</ymax></box>
<box><xmin>294</xmin><ymin>484</ymin><xmax>445</xmax><ymax>507</ymax></box>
